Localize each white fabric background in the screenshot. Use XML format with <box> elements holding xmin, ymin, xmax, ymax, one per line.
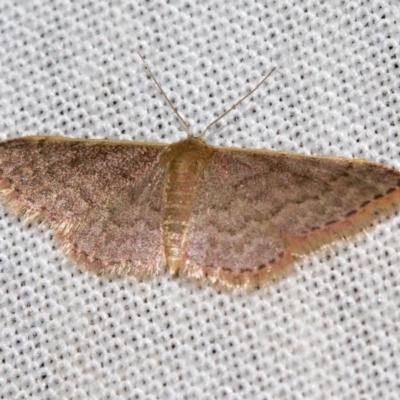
<box><xmin>0</xmin><ymin>1</ymin><xmax>399</xmax><ymax>399</ymax></box>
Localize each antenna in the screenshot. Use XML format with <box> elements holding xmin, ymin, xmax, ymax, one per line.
<box><xmin>199</xmin><ymin>66</ymin><xmax>276</xmax><ymax>139</ymax></box>
<box><xmin>138</xmin><ymin>53</ymin><xmax>276</xmax><ymax>140</ymax></box>
<box><xmin>138</xmin><ymin>53</ymin><xmax>191</xmax><ymax>138</ymax></box>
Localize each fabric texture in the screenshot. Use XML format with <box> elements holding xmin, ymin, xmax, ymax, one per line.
<box><xmin>0</xmin><ymin>1</ymin><xmax>399</xmax><ymax>399</ymax></box>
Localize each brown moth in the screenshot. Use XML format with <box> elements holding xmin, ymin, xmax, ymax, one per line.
<box><xmin>1</xmin><ymin>58</ymin><xmax>400</xmax><ymax>290</ymax></box>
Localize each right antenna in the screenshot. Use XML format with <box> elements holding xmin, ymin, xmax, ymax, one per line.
<box><xmin>199</xmin><ymin>66</ymin><xmax>277</xmax><ymax>140</ymax></box>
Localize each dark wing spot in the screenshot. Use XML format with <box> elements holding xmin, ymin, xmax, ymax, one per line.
<box><xmin>257</xmin><ymin>264</ymin><xmax>266</xmax><ymax>271</ymax></box>
<box><xmin>386</xmin><ymin>187</ymin><xmax>396</xmax><ymax>194</ymax></box>
<box><xmin>37</xmin><ymin>139</ymin><xmax>47</xmax><ymax>147</ymax></box>
<box><xmin>326</xmin><ymin>220</ymin><xmax>338</xmax><ymax>226</ymax></box>
<box><xmin>360</xmin><ymin>200</ymin><xmax>370</xmax><ymax>208</ymax></box>
<box><xmin>374</xmin><ymin>193</ymin><xmax>383</xmax><ymax>200</ymax></box>
<box><xmin>345</xmin><ymin>210</ymin><xmax>357</xmax><ymax>218</ymax></box>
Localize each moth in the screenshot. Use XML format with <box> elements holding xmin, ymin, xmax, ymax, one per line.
<box><xmin>1</xmin><ymin>57</ymin><xmax>399</xmax><ymax>290</ymax></box>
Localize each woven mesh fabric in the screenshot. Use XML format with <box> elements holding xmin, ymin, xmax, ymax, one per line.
<box><xmin>1</xmin><ymin>1</ymin><xmax>400</xmax><ymax>399</ymax></box>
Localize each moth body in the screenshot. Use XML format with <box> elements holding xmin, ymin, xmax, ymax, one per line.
<box><xmin>161</xmin><ymin>137</ymin><xmax>213</xmax><ymax>275</ymax></box>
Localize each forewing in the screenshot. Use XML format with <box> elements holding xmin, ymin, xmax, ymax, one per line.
<box><xmin>0</xmin><ymin>136</ymin><xmax>167</xmax><ymax>276</ymax></box>
<box><xmin>183</xmin><ymin>146</ymin><xmax>400</xmax><ymax>288</ymax></box>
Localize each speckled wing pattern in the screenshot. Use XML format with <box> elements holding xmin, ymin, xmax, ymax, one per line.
<box><xmin>183</xmin><ymin>146</ymin><xmax>400</xmax><ymax>287</ymax></box>
<box><xmin>0</xmin><ymin>137</ymin><xmax>167</xmax><ymax>276</ymax></box>
<box><xmin>1</xmin><ymin>136</ymin><xmax>400</xmax><ymax>289</ymax></box>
